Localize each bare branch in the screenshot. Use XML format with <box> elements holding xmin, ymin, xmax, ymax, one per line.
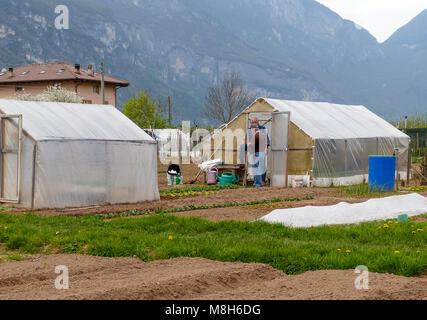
<box><xmin>204</xmin><ymin>70</ymin><xmax>254</xmax><ymax>124</ymax></box>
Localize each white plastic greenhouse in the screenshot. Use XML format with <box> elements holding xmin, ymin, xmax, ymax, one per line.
<box><xmin>0</xmin><ymin>99</ymin><xmax>159</xmax><ymax>209</ymax></box>
<box><xmin>205</xmin><ymin>98</ymin><xmax>411</xmax><ymax>187</ymax></box>
<box><xmin>263</xmin><ymin>99</ymin><xmax>411</xmax><ymax>186</ymax></box>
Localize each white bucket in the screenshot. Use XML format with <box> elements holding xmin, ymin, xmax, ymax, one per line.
<box><xmin>167</xmin><ymin>173</ymin><xmax>183</xmax><ymax>186</ymax></box>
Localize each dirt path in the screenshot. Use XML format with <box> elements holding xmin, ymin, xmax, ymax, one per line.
<box><xmin>169</xmin><ymin>195</ymin><xmax>366</xmax><ymax>222</ymax></box>
<box><xmin>26</xmin><ymin>187</ymin><xmax>366</xmax><ymax>218</ymax></box>
<box><xmin>0</xmin><ymin>255</ymin><xmax>425</xmax><ymax>300</ymax></box>
<box><xmin>29</xmin><ymin>188</ymin><xmax>423</xmax><ymax>222</ymax></box>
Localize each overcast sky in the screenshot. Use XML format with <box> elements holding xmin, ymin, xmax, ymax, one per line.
<box><xmin>315</xmin><ymin>0</ymin><xmax>427</xmax><ymax>42</ymax></box>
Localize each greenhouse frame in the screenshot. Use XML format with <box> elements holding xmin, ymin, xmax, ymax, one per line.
<box><xmin>206</xmin><ymin>98</ymin><xmax>410</xmax><ymax>187</ymax></box>
<box><xmin>0</xmin><ymin>99</ymin><xmax>159</xmax><ymax>209</ymax></box>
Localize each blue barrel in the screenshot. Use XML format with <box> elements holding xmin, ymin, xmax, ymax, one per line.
<box><xmin>369</xmin><ymin>156</ymin><xmax>396</xmax><ymax>192</ymax></box>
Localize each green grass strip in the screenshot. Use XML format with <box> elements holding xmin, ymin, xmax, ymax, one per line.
<box><xmin>0</xmin><ymin>212</ymin><xmax>425</xmax><ymax>276</ymax></box>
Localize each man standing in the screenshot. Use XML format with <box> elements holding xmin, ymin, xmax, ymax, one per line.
<box><xmin>245</xmin><ymin>118</ymin><xmax>270</xmax><ymax>185</ymax></box>
<box><xmin>247</xmin><ymin>121</ymin><xmax>268</xmax><ymax>187</ymax></box>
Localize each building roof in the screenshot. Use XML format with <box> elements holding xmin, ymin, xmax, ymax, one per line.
<box><xmin>0</xmin><ymin>99</ymin><xmax>152</xmax><ymax>142</ymax></box>
<box><xmin>259</xmin><ymin>98</ymin><xmax>409</xmax><ymax>140</ymax></box>
<box><xmin>0</xmin><ymin>62</ymin><xmax>129</xmax><ymax>87</ymax></box>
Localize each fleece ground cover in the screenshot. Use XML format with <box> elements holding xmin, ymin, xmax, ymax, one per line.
<box><xmin>258</xmin><ymin>193</ymin><xmax>427</xmax><ymax>228</ymax></box>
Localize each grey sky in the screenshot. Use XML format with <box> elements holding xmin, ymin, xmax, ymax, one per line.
<box><xmin>315</xmin><ymin>0</ymin><xmax>427</xmax><ymax>42</ymax></box>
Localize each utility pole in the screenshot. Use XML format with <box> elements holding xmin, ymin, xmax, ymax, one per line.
<box><xmin>404</xmin><ymin>116</ymin><xmax>408</xmax><ymax>134</ymax></box>
<box><xmin>168</xmin><ymin>96</ymin><xmax>171</xmax><ymax>127</ymax></box>
<box><xmin>101</xmin><ymin>62</ymin><xmax>105</xmax><ymax>104</ymax></box>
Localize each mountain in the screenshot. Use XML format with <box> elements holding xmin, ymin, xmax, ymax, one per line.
<box><xmin>0</xmin><ymin>0</ymin><xmax>424</xmax><ymax>123</ymax></box>
<box><xmin>380</xmin><ymin>9</ymin><xmax>427</xmax><ymax>117</ymax></box>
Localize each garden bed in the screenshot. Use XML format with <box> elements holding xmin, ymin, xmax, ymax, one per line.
<box><xmin>0</xmin><ymin>255</ymin><xmax>425</xmax><ymax>300</ymax></box>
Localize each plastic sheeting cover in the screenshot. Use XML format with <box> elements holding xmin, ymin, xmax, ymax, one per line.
<box><xmin>313</xmin><ymin>137</ymin><xmax>409</xmax><ymax>180</ymax></box>
<box><xmin>0</xmin><ymin>99</ymin><xmax>153</xmax><ymax>141</ymax></box>
<box><xmin>34</xmin><ymin>140</ymin><xmax>159</xmax><ymax>209</ymax></box>
<box><xmin>263</xmin><ymin>99</ymin><xmax>408</xmax><ymax>140</ymax></box>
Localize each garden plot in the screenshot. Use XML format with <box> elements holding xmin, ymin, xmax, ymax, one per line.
<box><xmin>0</xmin><ymin>255</ymin><xmax>425</xmax><ymax>300</ymax></box>
<box><xmin>258</xmin><ymin>193</ymin><xmax>427</xmax><ymax>228</ymax></box>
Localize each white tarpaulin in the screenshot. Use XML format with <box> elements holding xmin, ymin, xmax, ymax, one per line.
<box><xmin>0</xmin><ymin>99</ymin><xmax>159</xmax><ymax>209</ymax></box>
<box><xmin>258</xmin><ymin>193</ymin><xmax>427</xmax><ymax>228</ymax></box>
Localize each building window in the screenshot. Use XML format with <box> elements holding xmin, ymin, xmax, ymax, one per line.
<box><xmin>15</xmin><ymin>86</ymin><xmax>23</xmax><ymax>92</ymax></box>
<box><xmin>82</xmin><ymin>100</ymin><xmax>92</xmax><ymax>104</ymax></box>
<box><xmin>93</xmin><ymin>85</ymin><xmax>100</xmax><ymax>94</ymax></box>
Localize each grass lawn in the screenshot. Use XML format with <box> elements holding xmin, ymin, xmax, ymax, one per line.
<box><xmin>0</xmin><ymin>212</ymin><xmax>425</xmax><ymax>276</ymax></box>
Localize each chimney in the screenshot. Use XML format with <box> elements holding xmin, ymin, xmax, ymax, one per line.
<box><xmin>8</xmin><ymin>67</ymin><xmax>13</xmax><ymax>77</ymax></box>
<box><xmin>75</xmin><ymin>64</ymin><xmax>81</xmax><ymax>74</ymax></box>
<box><xmin>87</xmin><ymin>64</ymin><xmax>93</xmax><ymax>76</ymax></box>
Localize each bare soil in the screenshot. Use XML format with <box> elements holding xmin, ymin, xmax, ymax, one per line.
<box><xmin>158</xmin><ymin>163</ymin><xmax>205</xmax><ymax>188</ymax></box>
<box><xmin>0</xmin><ymin>254</ymin><xmax>425</xmax><ymax>300</ymax></box>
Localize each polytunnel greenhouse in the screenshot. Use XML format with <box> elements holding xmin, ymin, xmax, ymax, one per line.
<box><xmin>0</xmin><ymin>99</ymin><xmax>159</xmax><ymax>209</ymax></box>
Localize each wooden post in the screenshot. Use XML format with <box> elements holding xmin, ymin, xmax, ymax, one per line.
<box><xmin>177</xmin><ymin>130</ymin><xmax>182</xmax><ymax>165</ymax></box>
<box><xmin>407</xmin><ymin>146</ymin><xmax>411</xmax><ymax>186</ymax></box>
<box><xmin>423</xmin><ymin>148</ymin><xmax>427</xmax><ymax>186</ymax></box>
<box><xmin>17</xmin><ymin>115</ymin><xmax>22</xmax><ymax>203</ymax></box>
<box><xmin>395</xmin><ymin>149</ymin><xmax>400</xmax><ymax>191</ymax></box>
<box><xmin>404</xmin><ymin>116</ymin><xmax>408</xmax><ymax>134</ymax></box>
<box><xmin>31</xmin><ymin>144</ymin><xmax>37</xmax><ymax>210</ymax></box>
<box><xmin>243</xmin><ymin>113</ymin><xmax>249</xmax><ymax>187</ymax></box>
<box><xmin>344</xmin><ymin>140</ymin><xmax>348</xmax><ymax>178</ymax></box>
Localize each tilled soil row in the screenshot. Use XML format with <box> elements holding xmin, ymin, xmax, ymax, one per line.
<box><xmin>0</xmin><ymin>255</ymin><xmax>425</xmax><ymax>300</ymax></box>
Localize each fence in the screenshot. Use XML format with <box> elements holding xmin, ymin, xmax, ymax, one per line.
<box><xmin>402</xmin><ymin>128</ymin><xmax>426</xmax><ymax>159</ymax></box>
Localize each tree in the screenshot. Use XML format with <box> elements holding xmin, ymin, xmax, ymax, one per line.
<box><xmin>204</xmin><ymin>70</ymin><xmax>254</xmax><ymax>124</ymax></box>
<box><xmin>123</xmin><ymin>91</ymin><xmax>167</xmax><ymax>129</ymax></box>
<box><xmin>12</xmin><ymin>86</ymin><xmax>82</xmax><ymax>103</ymax></box>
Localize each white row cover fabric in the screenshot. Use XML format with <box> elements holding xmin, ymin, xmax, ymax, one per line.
<box><xmin>258</xmin><ymin>193</ymin><xmax>427</xmax><ymax>228</ymax></box>
<box><xmin>0</xmin><ymin>100</ymin><xmax>159</xmax><ymax>209</ymax></box>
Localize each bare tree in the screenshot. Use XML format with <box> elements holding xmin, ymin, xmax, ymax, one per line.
<box><xmin>204</xmin><ymin>70</ymin><xmax>254</xmax><ymax>124</ymax></box>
